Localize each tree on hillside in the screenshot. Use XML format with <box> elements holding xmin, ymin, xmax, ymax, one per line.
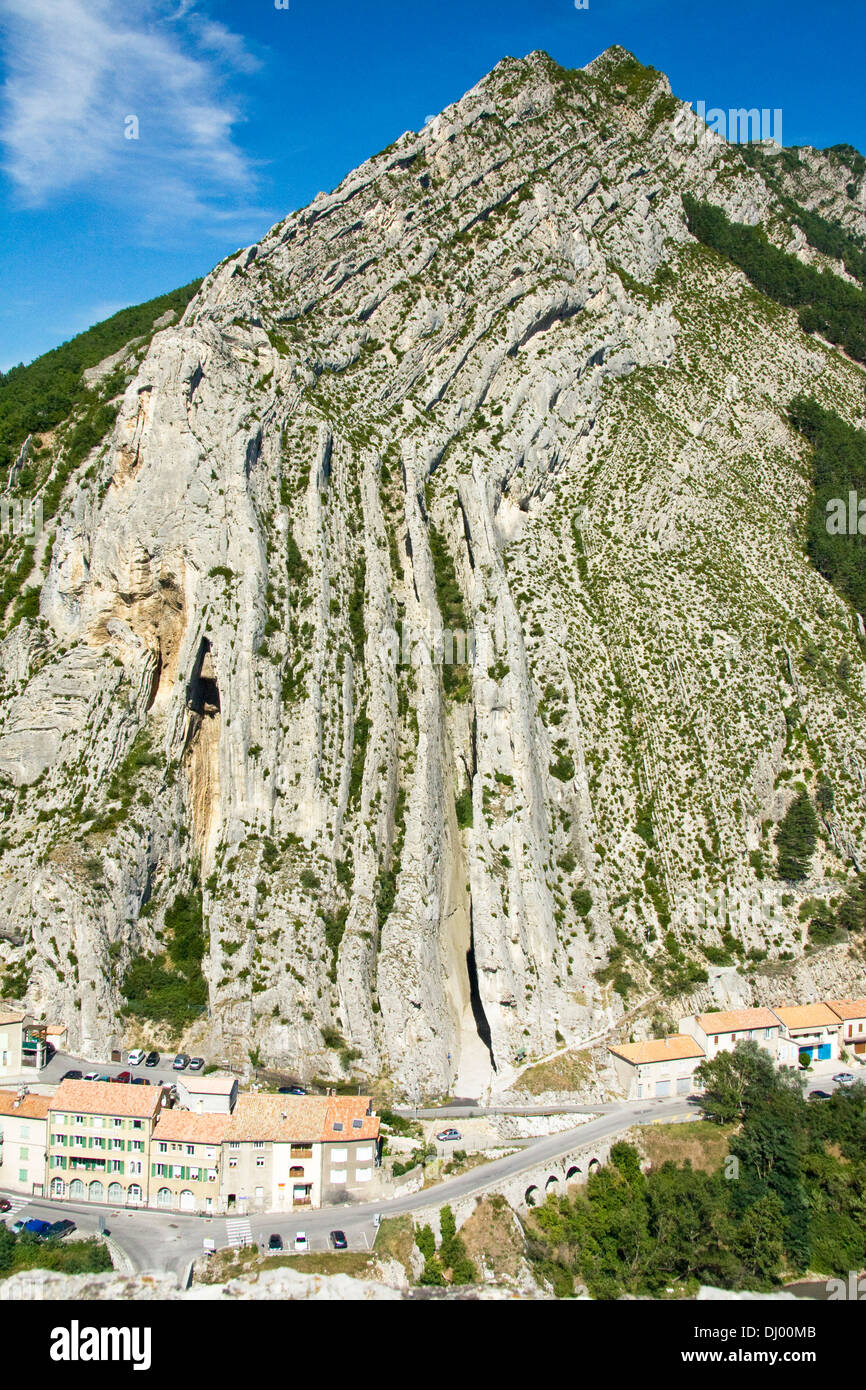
<box><xmin>694</xmin><ymin>1041</ymin><xmax>778</xmax><ymax>1124</ymax></box>
<box><xmin>775</xmin><ymin>790</ymin><xmax>819</xmax><ymax>881</ymax></box>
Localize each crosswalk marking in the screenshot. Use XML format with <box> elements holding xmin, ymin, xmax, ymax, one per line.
<box><xmin>2</xmin><ymin>1197</ymin><xmax>30</xmax><ymax>1224</ymax></box>
<box><xmin>226</xmin><ymin>1217</ymin><xmax>252</xmax><ymax>1249</ymax></box>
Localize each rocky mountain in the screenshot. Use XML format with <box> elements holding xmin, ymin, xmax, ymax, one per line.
<box><xmin>2</xmin><ymin>46</ymin><xmax>866</xmax><ymax>1099</ymax></box>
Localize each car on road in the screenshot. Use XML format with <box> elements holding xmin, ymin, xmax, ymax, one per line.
<box><xmin>145</xmin><ymin>1051</ymin><xmax>160</xmax><ymax>1067</ymax></box>
<box><xmin>83</xmin><ymin>1071</ymin><xmax>100</xmax><ymax>1082</ymax></box>
<box><xmin>127</xmin><ymin>1049</ymin><xmax>147</xmax><ymax>1067</ymax></box>
<box><xmin>131</xmin><ymin>1077</ymin><xmax>151</xmax><ymax>1085</ymax></box>
<box><xmin>61</xmin><ymin>1069</ymin><xmax>83</xmax><ymax>1081</ymax></box>
<box><xmin>97</xmin><ymin>1074</ymin><xmax>112</xmax><ymax>1083</ymax></box>
<box><xmin>294</xmin><ymin>1232</ymin><xmax>308</xmax><ymax>1253</ymax></box>
<box><xmin>329</xmin><ymin>1230</ymin><xmax>348</xmax><ymax>1250</ymax></box>
<box><xmin>435</xmin><ymin>1128</ymin><xmax>462</xmax><ymax>1142</ymax></box>
<box><xmin>0</xmin><ymin>1198</ymin><xmax>11</xmax><ymax>1213</ymax></box>
<box><xmin>188</xmin><ymin>1057</ymin><xmax>205</xmax><ymax>1072</ymax></box>
<box><xmin>113</xmin><ymin>1071</ymin><xmax>132</xmax><ymax>1084</ymax></box>
<box><xmin>46</xmin><ymin>1220</ymin><xmax>76</xmax><ymax>1240</ymax></box>
<box><xmin>267</xmin><ymin>1233</ymin><xmax>283</xmax><ymax>1251</ymax></box>
<box><xmin>808</xmin><ymin>1089</ymin><xmax>832</xmax><ymax>1100</ymax></box>
<box><xmin>172</xmin><ymin>1054</ymin><xmax>190</xmax><ymax>1071</ymax></box>
<box><xmin>11</xmin><ymin>1220</ymin><xmax>25</xmax><ymax>1234</ymax></box>
<box><xmin>22</xmin><ymin>1218</ymin><xmax>52</xmax><ymax>1239</ymax></box>
<box><xmin>278</xmin><ymin>1085</ymin><xmax>306</xmax><ymax>1095</ymax></box>
<box><xmin>833</xmin><ymin>1072</ymin><xmax>855</xmax><ymax>1086</ymax></box>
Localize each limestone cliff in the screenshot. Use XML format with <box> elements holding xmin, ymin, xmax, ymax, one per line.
<box><xmin>2</xmin><ymin>47</ymin><xmax>866</xmax><ymax>1097</ymax></box>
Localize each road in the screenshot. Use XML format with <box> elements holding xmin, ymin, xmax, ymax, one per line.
<box><xmin>1</xmin><ymin>1096</ymin><xmax>696</xmax><ymax>1279</ymax></box>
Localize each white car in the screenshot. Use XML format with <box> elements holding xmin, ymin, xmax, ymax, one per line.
<box><xmin>83</xmin><ymin>1071</ymin><xmax>100</xmax><ymax>1082</ymax></box>
<box><xmin>127</xmin><ymin>1049</ymin><xmax>147</xmax><ymax>1067</ymax></box>
<box><xmin>833</xmin><ymin>1072</ymin><xmax>855</xmax><ymax>1086</ymax></box>
<box><xmin>294</xmin><ymin>1232</ymin><xmax>308</xmax><ymax>1253</ymax></box>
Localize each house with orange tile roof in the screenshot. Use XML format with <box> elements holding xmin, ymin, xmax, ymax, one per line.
<box><xmin>770</xmin><ymin>1004</ymin><xmax>841</xmax><ymax>1063</ymax></box>
<box><xmin>221</xmin><ymin>1093</ymin><xmax>380</xmax><ymax>1214</ymax></box>
<box><xmin>678</xmin><ymin>1007</ymin><xmax>799</xmax><ymax>1065</ymax></box>
<box><xmin>0</xmin><ymin>1088</ymin><xmax>50</xmax><ymax>1195</ymax></box>
<box><xmin>825</xmin><ymin>999</ymin><xmax>866</xmax><ymax>1059</ymax></box>
<box><xmin>608</xmin><ymin>1035</ymin><xmax>706</xmax><ymax>1100</ymax></box>
<box><xmin>46</xmin><ymin>1080</ymin><xmax>165</xmax><ymax>1207</ymax></box>
<box><xmin>150</xmin><ymin>1110</ymin><xmax>230</xmax><ymax>1213</ymax></box>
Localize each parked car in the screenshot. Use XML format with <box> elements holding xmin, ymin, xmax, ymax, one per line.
<box><xmin>83</xmin><ymin>1071</ymin><xmax>100</xmax><ymax>1082</ymax></box>
<box><xmin>294</xmin><ymin>1232</ymin><xmax>308</xmax><ymax>1253</ymax></box>
<box><xmin>0</xmin><ymin>1198</ymin><xmax>11</xmax><ymax>1213</ymax></box>
<box><xmin>22</xmin><ymin>1218</ymin><xmax>52</xmax><ymax>1239</ymax></box>
<box><xmin>267</xmin><ymin>1233</ymin><xmax>283</xmax><ymax>1251</ymax></box>
<box><xmin>61</xmin><ymin>1069</ymin><xmax>82</xmax><ymax>1081</ymax></box>
<box><xmin>436</xmin><ymin>1128</ymin><xmax>462</xmax><ymax>1142</ymax></box>
<box><xmin>808</xmin><ymin>1089</ymin><xmax>832</xmax><ymax>1101</ymax></box>
<box><xmin>97</xmin><ymin>1074</ymin><xmax>112</xmax><ymax>1082</ymax></box>
<box><xmin>372</xmin><ymin>1212</ymin><xmax>381</xmax><ymax>1229</ymax></box>
<box><xmin>278</xmin><ymin>1085</ymin><xmax>306</xmax><ymax>1095</ymax></box>
<box><xmin>329</xmin><ymin>1230</ymin><xmax>348</xmax><ymax>1250</ymax></box>
<box><xmin>172</xmin><ymin>1054</ymin><xmax>190</xmax><ymax>1071</ymax></box>
<box><xmin>127</xmin><ymin>1049</ymin><xmax>147</xmax><ymax>1067</ymax></box>
<box><xmin>833</xmin><ymin>1072</ymin><xmax>855</xmax><ymax>1086</ymax></box>
<box><xmin>188</xmin><ymin>1057</ymin><xmax>205</xmax><ymax>1072</ymax></box>
<box><xmin>131</xmin><ymin>1077</ymin><xmax>150</xmax><ymax>1085</ymax></box>
<box><xmin>145</xmin><ymin>1051</ymin><xmax>160</xmax><ymax>1067</ymax></box>
<box><xmin>11</xmin><ymin>1219</ymin><xmax>25</xmax><ymax>1234</ymax></box>
<box><xmin>46</xmin><ymin>1220</ymin><xmax>76</xmax><ymax>1240</ymax></box>
<box><xmin>113</xmin><ymin>1071</ymin><xmax>132</xmax><ymax>1084</ymax></box>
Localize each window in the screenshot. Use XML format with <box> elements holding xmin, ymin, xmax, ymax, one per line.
<box><xmin>20</xmin><ymin>1124</ymin><xmax>29</xmax><ymax>1140</ymax></box>
<box><xmin>158</xmin><ymin>1143</ymin><xmax>167</xmax><ymax>1153</ymax></box>
<box><xmin>332</xmin><ymin>1122</ymin><xmax>343</xmax><ymax>1133</ymax></box>
<box><xmin>256</xmin><ymin>1155</ymin><xmax>264</xmax><ymax>1168</ymax></box>
<box><xmin>229</xmin><ymin>1141</ymin><xmax>239</xmax><ymax>1150</ymax></box>
<box><xmin>229</xmin><ymin>1157</ymin><xmax>238</xmax><ymax>1169</ymax></box>
<box><xmin>109</xmin><ymin>1160</ymin><xmax>123</xmax><ymax>1174</ymax></box>
<box><xmin>75</xmin><ymin>1115</ymin><xmax>84</xmax><ymax>1124</ymax></box>
<box><xmin>20</xmin><ymin>1146</ymin><xmax>29</xmax><ymax>1160</ymax></box>
<box><xmin>331</xmin><ymin>1149</ymin><xmax>347</xmax><ymax>1163</ymax></box>
<box><xmin>18</xmin><ymin>1169</ymin><xmax>27</xmax><ymax>1184</ymax></box>
<box><xmin>186</xmin><ymin>1145</ymin><xmax>195</xmax><ymax>1156</ymax></box>
<box><xmin>253</xmin><ymin>1141</ymin><xmax>264</xmax><ymax>1150</ymax></box>
<box><xmin>352</xmin><ymin>1119</ymin><xmax>363</xmax><ymax>1129</ymax></box>
<box><xmin>132</xmin><ymin>1120</ymin><xmax>142</xmax><ymax>1130</ymax></box>
<box><xmin>113</xmin><ymin>1118</ymin><xmax>123</xmax><ymax>1129</ymax></box>
<box><xmin>356</xmin><ymin>1146</ymin><xmax>373</xmax><ymax>1162</ymax></box>
<box><xmin>255</xmin><ymin>1186</ymin><xmax>264</xmax><ymax>1201</ymax></box>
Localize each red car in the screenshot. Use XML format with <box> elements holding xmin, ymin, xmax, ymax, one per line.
<box><xmin>0</xmin><ymin>1198</ymin><xmax>11</xmax><ymax>1213</ymax></box>
<box><xmin>113</xmin><ymin>1071</ymin><xmax>132</xmax><ymax>1084</ymax></box>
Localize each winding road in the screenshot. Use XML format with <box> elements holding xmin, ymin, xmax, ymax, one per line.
<box><xmin>1</xmin><ymin>1095</ymin><xmax>697</xmax><ymax>1279</ymax></box>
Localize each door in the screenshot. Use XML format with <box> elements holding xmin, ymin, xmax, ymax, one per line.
<box><xmin>655</xmin><ymin>1080</ymin><xmax>671</xmax><ymax>1098</ymax></box>
<box><xmin>818</xmin><ymin>1044</ymin><xmax>832</xmax><ymax>1060</ymax></box>
<box><xmin>676</xmin><ymin>1076</ymin><xmax>691</xmax><ymax>1095</ymax></box>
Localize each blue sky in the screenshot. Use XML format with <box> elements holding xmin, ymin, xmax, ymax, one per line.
<box><xmin>0</xmin><ymin>0</ymin><xmax>863</xmax><ymax>371</ymax></box>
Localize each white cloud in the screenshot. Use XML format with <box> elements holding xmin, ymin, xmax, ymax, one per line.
<box><xmin>0</xmin><ymin>0</ymin><xmax>268</xmax><ymax>237</ymax></box>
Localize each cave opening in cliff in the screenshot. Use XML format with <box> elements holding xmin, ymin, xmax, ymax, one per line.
<box><xmin>466</xmin><ymin>911</ymin><xmax>496</xmax><ymax>1071</ymax></box>
<box><xmin>186</xmin><ymin>637</ymin><xmax>220</xmax><ymax>719</ymax></box>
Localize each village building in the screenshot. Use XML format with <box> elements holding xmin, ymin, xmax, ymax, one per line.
<box><xmin>608</xmin><ymin>1035</ymin><xmax>706</xmax><ymax>1100</ymax></box>
<box><xmin>678</xmin><ymin>1007</ymin><xmax>798</xmax><ymax>1064</ymax></box>
<box><xmin>825</xmin><ymin>999</ymin><xmax>866</xmax><ymax>1059</ymax></box>
<box><xmin>0</xmin><ymin>1088</ymin><xmax>50</xmax><ymax>1195</ymax></box>
<box><xmin>0</xmin><ymin>1011</ymin><xmax>26</xmax><ymax>1078</ymax></box>
<box><xmin>46</xmin><ymin>1080</ymin><xmax>164</xmax><ymax>1206</ymax></box>
<box><xmin>771</xmin><ymin>1004</ymin><xmax>841</xmax><ymax>1063</ymax></box>
<box><xmin>150</xmin><ymin>1110</ymin><xmax>229</xmax><ymax>1213</ymax></box>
